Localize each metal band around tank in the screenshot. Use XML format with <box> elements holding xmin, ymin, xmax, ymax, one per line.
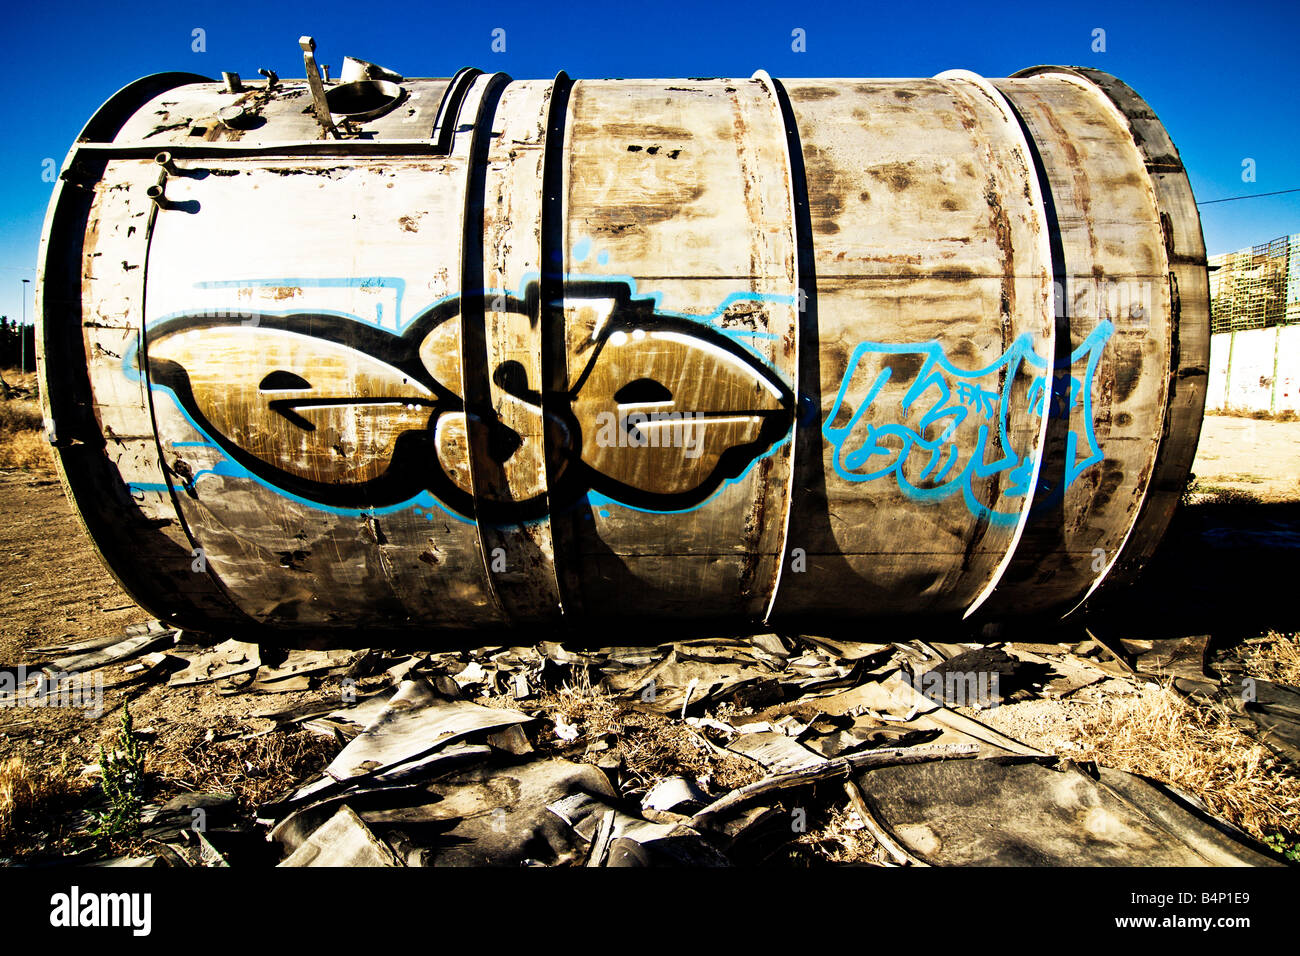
<box><xmin>1014</xmin><ymin>66</ymin><xmax>1208</xmax><ymax>612</ymax></box>
<box><xmin>934</xmin><ymin>69</ymin><xmax>1058</xmax><ymax>620</ymax></box>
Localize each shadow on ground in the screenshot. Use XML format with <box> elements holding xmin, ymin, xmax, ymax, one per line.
<box><xmin>1087</xmin><ymin>500</ymin><xmax>1300</xmax><ymax>642</ymax></box>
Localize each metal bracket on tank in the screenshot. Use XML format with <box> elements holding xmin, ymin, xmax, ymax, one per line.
<box><xmin>300</xmin><ymin>36</ymin><xmax>339</xmax><ymax>139</ymax></box>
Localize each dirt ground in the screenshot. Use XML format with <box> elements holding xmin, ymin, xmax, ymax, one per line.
<box><xmin>1192</xmin><ymin>414</ymin><xmax>1300</xmax><ymax>502</ymax></box>
<box><xmin>0</xmin><ymin>472</ymin><xmax>153</xmax><ymax>650</ymax></box>
<box><xmin>1</xmin><ymin>374</ymin><xmax>1297</xmax><ymax>863</ymax></box>
<box><xmin>0</xmin><ymin>372</ymin><xmax>342</xmax><ymax>860</ymax></box>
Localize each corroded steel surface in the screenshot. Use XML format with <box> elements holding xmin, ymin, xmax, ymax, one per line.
<box><xmin>36</xmin><ymin>65</ymin><xmax>1208</xmax><ymax>635</ymax></box>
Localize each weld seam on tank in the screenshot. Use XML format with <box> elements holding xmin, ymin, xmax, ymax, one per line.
<box><xmin>1029</xmin><ymin>66</ymin><xmax>1169</xmax><ymax>610</ymax></box>
<box><xmin>1064</xmin><ymin>75</ymin><xmax>1175</xmax><ymax>610</ymax></box>
<box><xmin>433</xmin><ymin>67</ymin><xmax>484</xmax><ymax>154</ymax></box>
<box><xmin>138</xmin><ymin>143</ymin><xmax>250</xmax><ymax>625</ymax></box>
<box><xmin>468</xmin><ymin>73</ymin><xmax>565</xmax><ymax>624</ymax></box>
<box><xmin>988</xmin><ymin>80</ymin><xmax>1081</xmax><ymax>618</ymax></box>
<box><xmin>143</xmin><ymin>149</ymin><xmax>265</xmax><ymax>634</ymax></box>
<box><xmin>1094</xmin><ymin>62</ymin><xmax>1208</xmax><ymax>585</ymax></box>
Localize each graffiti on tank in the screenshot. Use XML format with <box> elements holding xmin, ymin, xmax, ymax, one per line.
<box><xmin>133</xmin><ymin>278</ymin><xmax>795</xmax><ymax>522</ymax></box>
<box><xmin>824</xmin><ymin>321</ymin><xmax>1115</xmax><ymax>526</ymax></box>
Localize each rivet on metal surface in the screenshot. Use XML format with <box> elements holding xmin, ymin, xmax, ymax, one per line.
<box><xmin>257</xmin><ymin>68</ymin><xmax>279</xmax><ymax>89</ymax></box>
<box><xmin>221</xmin><ymin>71</ymin><xmax>243</xmax><ymax>94</ymax></box>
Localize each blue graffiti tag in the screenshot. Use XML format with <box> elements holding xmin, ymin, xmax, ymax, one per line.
<box><xmin>823</xmin><ymin>321</ymin><xmax>1115</xmax><ymax>526</ymax></box>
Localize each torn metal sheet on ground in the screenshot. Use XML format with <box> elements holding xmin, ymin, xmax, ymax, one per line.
<box><xmin>322</xmin><ymin>677</ymin><xmax>532</xmax><ymax>783</ymax></box>
<box><xmin>278</xmin><ymin>805</ymin><xmax>402</xmax><ymax>867</ymax></box>
<box><xmin>1002</xmin><ymin>646</ymin><xmax>1111</xmax><ymax>699</ymax></box>
<box><xmin>689</xmin><ymin>743</ymin><xmax>980</xmax><ymax>830</ymax></box>
<box><xmin>743</xmin><ymin>671</ymin><xmax>1046</xmax><ymax>757</ymax></box>
<box><xmin>367</xmin><ymin>758</ymin><xmax>620</xmax><ymax>866</ymax></box>
<box><xmin>44</xmin><ymin>627</ymin><xmax>177</xmax><ymax>679</ymax></box>
<box><xmin>726</xmin><ymin>731</ymin><xmax>826</xmax><ymax>773</ymax></box>
<box><xmin>914</xmin><ymin>647</ymin><xmax>1052</xmax><ymax>707</ymax></box>
<box><xmin>851</xmin><ymin>757</ymin><xmax>1281</xmax><ymax>867</ymax></box>
<box><xmin>1222</xmin><ymin>678</ymin><xmax>1300</xmax><ymax>765</ymax></box>
<box><xmin>549</xmin><ymin>787</ymin><xmax>728</xmax><ymax>866</ymax></box>
<box><xmin>167</xmin><ymin>639</ymin><xmax>261</xmax><ymax>687</ymax></box>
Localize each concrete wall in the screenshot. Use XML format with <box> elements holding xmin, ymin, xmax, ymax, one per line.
<box><xmin>1207</xmin><ymin>325</ymin><xmax>1300</xmax><ymax>414</ymax></box>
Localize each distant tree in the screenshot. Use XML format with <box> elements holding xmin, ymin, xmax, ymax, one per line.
<box><xmin>0</xmin><ymin>317</ymin><xmax>11</xmax><ymax>396</ymax></box>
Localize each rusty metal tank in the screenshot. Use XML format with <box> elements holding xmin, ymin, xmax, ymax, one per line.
<box><xmin>36</xmin><ymin>60</ymin><xmax>1209</xmax><ymax>637</ymax></box>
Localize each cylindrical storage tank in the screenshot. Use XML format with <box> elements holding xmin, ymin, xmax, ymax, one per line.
<box><xmin>37</xmin><ymin>65</ymin><xmax>1208</xmax><ymax>637</ymax></box>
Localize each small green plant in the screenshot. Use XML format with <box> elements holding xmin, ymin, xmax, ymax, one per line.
<box><xmin>1263</xmin><ymin>832</ymin><xmax>1300</xmax><ymax>863</ymax></box>
<box><xmin>93</xmin><ymin>702</ymin><xmax>146</xmax><ymax>839</ymax></box>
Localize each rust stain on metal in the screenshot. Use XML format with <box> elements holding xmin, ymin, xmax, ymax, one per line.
<box><xmin>867</xmin><ymin>162</ymin><xmax>915</xmax><ymax>192</ymax></box>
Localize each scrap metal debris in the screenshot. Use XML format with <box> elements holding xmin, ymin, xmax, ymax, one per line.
<box><xmin>317</xmin><ymin>678</ymin><xmax>532</xmax><ymax>785</ymax></box>
<box><xmin>41</xmin><ymin>621</ymin><xmax>178</xmax><ymax>677</ymax></box>
<box><xmin>1220</xmin><ymin>678</ymin><xmax>1300</xmax><ymax>765</ymax></box>
<box><xmin>848</xmin><ymin>756</ymin><xmax>1281</xmax><ymax>867</ymax></box>
<box><xmin>8</xmin><ymin>621</ymin><xmax>1288</xmax><ymax>866</ymax></box>
<box><xmin>279</xmin><ymin>805</ymin><xmax>400</xmax><ymax>867</ymax></box>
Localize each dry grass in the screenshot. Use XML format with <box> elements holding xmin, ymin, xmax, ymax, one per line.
<box><xmin>1232</xmin><ymin>632</ymin><xmax>1300</xmax><ymax>686</ymax></box>
<box><xmin>1190</xmin><ymin>486</ymin><xmax>1262</xmax><ymax>507</ymax></box>
<box><xmin>530</xmin><ymin>686</ymin><xmax>765</xmax><ymax>792</ymax></box>
<box><xmin>150</xmin><ymin>729</ymin><xmax>337</xmax><ymax>812</ymax></box>
<box><xmin>535</xmin><ymin>686</ymin><xmax>624</xmax><ymax>730</ymax></box>
<box><xmin>0</xmin><ymin>756</ymin><xmax>86</xmax><ymax>854</ymax></box>
<box><xmin>0</xmin><ymin>396</ymin><xmax>50</xmax><ymax>470</ymax></box>
<box><xmin>797</xmin><ymin>801</ymin><xmax>891</xmax><ymax>865</ymax></box>
<box><xmin>1065</xmin><ymin>683</ymin><xmax>1300</xmax><ymax>845</ymax></box>
<box><xmin>1207</xmin><ymin>407</ymin><xmax>1300</xmax><ymax>423</ymax></box>
<box><xmin>619</xmin><ymin>711</ymin><xmax>765</xmax><ymax>793</ymax></box>
<box><xmin>0</xmin><ymin>428</ymin><xmax>50</xmax><ymax>470</ymax></box>
<box><xmin>0</xmin><ymin>401</ymin><xmax>41</xmax><ymax>432</ymax></box>
<box><xmin>1210</xmin><ymin>472</ymin><xmax>1267</xmax><ymax>484</ymax></box>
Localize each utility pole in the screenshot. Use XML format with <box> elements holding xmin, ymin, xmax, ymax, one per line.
<box><xmin>20</xmin><ymin>278</ymin><xmax>30</xmax><ymax>373</ymax></box>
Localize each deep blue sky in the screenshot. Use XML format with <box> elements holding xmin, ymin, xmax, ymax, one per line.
<box><xmin>1</xmin><ymin>0</ymin><xmax>1296</xmax><ymax>326</ymax></box>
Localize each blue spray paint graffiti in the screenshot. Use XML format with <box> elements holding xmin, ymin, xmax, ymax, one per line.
<box><xmin>823</xmin><ymin>321</ymin><xmax>1115</xmax><ymax>526</ymax></box>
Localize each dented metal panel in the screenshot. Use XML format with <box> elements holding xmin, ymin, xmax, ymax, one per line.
<box><xmin>37</xmin><ymin>64</ymin><xmax>1208</xmax><ymax>636</ymax></box>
